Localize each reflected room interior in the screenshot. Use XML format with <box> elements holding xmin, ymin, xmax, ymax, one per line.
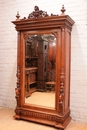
<box><xmin>24</xmin><ymin>34</ymin><xmax>56</xmax><ymax>108</ymax></box>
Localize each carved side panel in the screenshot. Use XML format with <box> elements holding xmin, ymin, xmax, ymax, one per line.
<box><xmin>59</xmin><ymin>68</ymin><xmax>65</xmax><ymax>114</ymax></box>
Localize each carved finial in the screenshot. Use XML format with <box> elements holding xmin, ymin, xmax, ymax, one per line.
<box><xmin>60</xmin><ymin>5</ymin><xmax>66</xmax><ymax>15</ymax></box>
<box><xmin>16</xmin><ymin>11</ymin><xmax>20</xmax><ymax>20</ymax></box>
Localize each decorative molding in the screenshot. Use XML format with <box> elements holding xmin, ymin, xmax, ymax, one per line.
<box><xmin>21</xmin><ymin>110</ymin><xmax>61</xmax><ymax>122</ymax></box>
<box><xmin>21</xmin><ymin>110</ymin><xmax>56</xmax><ymax>120</ymax></box>
<box><xmin>15</xmin><ymin>109</ymin><xmax>70</xmax><ymax>124</ymax></box>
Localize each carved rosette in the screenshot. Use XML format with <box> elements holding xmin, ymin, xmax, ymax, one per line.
<box><xmin>15</xmin><ymin>66</ymin><xmax>21</xmax><ymax>107</ymax></box>
<box><xmin>59</xmin><ymin>68</ymin><xmax>65</xmax><ymax>114</ymax></box>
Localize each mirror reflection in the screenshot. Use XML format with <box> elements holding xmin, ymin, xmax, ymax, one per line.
<box><xmin>25</xmin><ymin>33</ymin><xmax>56</xmax><ymax>108</ymax></box>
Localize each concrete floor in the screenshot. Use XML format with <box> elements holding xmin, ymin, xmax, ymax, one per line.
<box><xmin>0</xmin><ymin>107</ymin><xmax>87</xmax><ymax>130</ymax></box>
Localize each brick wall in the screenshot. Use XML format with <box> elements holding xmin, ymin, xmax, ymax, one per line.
<box><xmin>0</xmin><ymin>0</ymin><xmax>87</xmax><ymax>123</ymax></box>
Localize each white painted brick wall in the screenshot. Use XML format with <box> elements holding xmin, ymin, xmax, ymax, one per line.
<box><xmin>0</xmin><ymin>0</ymin><xmax>87</xmax><ymax>123</ymax></box>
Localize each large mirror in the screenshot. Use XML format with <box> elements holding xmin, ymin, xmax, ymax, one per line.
<box><xmin>24</xmin><ymin>33</ymin><xmax>56</xmax><ymax>108</ymax></box>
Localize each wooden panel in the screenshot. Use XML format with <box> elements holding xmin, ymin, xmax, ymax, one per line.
<box><xmin>64</xmin><ymin>29</ymin><xmax>71</xmax><ymax>110</ymax></box>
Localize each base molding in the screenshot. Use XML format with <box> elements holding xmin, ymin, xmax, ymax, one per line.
<box><xmin>55</xmin><ymin>116</ymin><xmax>71</xmax><ymax>129</ymax></box>
<box><xmin>14</xmin><ymin>107</ymin><xmax>71</xmax><ymax>130</ymax></box>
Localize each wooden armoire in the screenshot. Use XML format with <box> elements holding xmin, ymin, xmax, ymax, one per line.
<box><xmin>12</xmin><ymin>5</ymin><xmax>74</xmax><ymax>130</ymax></box>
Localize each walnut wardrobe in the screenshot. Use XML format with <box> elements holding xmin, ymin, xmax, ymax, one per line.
<box><xmin>12</xmin><ymin>5</ymin><xmax>74</xmax><ymax>130</ymax></box>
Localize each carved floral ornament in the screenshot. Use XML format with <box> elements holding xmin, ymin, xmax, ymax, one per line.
<box><xmin>16</xmin><ymin>5</ymin><xmax>66</xmax><ymax>20</ymax></box>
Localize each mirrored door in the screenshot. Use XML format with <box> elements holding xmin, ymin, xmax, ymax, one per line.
<box><xmin>24</xmin><ymin>33</ymin><xmax>56</xmax><ymax>108</ymax></box>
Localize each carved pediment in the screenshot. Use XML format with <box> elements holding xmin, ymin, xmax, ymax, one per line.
<box><xmin>15</xmin><ymin>5</ymin><xmax>68</xmax><ymax>21</ymax></box>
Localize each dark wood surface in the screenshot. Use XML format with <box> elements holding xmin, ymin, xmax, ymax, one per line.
<box><xmin>12</xmin><ymin>5</ymin><xmax>74</xmax><ymax>130</ymax></box>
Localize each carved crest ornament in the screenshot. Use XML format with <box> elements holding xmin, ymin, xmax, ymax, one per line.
<box><xmin>16</xmin><ymin>5</ymin><xmax>66</xmax><ymax>20</ymax></box>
